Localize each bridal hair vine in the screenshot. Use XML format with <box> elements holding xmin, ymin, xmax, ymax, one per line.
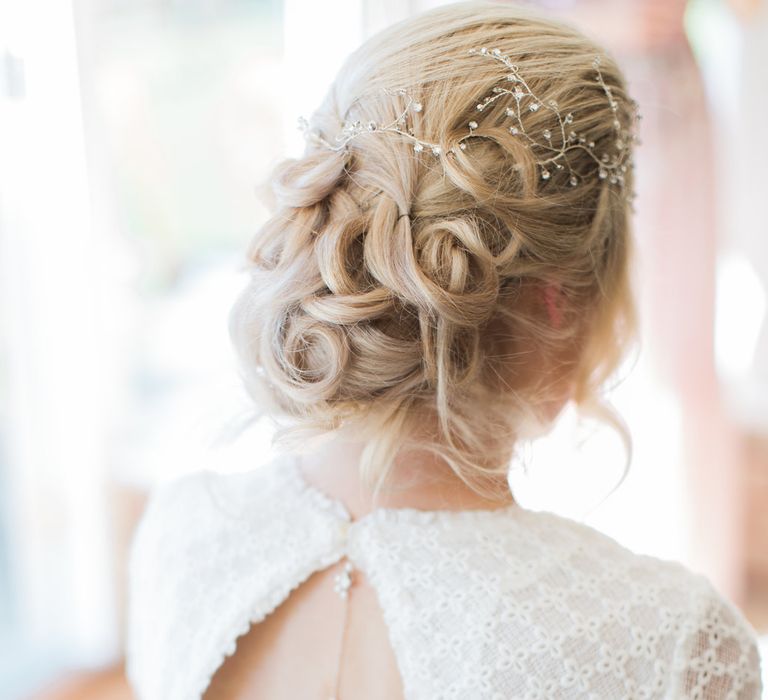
<box><xmin>297</xmin><ymin>46</ymin><xmax>641</xmax><ymax>201</ymax></box>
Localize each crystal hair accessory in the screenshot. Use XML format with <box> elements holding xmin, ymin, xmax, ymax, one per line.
<box><xmin>297</xmin><ymin>46</ymin><xmax>640</xmax><ymax>200</ymax></box>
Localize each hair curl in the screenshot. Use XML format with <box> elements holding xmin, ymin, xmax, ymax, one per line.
<box><xmin>228</xmin><ymin>1</ymin><xmax>639</xmax><ymax>504</ymax></box>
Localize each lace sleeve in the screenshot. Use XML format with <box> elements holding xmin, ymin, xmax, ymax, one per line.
<box><xmin>124</xmin><ymin>476</ymin><xmax>189</xmax><ymax>700</ymax></box>
<box><xmin>669</xmin><ymin>575</ymin><xmax>763</xmax><ymax>699</ymax></box>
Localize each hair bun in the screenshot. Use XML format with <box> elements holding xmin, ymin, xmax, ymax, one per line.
<box><xmin>229</xmin><ymin>2</ymin><xmax>638</xmax><ymax>502</ymax></box>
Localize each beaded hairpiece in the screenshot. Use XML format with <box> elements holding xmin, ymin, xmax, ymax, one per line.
<box><xmin>297</xmin><ymin>46</ymin><xmax>641</xmax><ymax>202</ymax></box>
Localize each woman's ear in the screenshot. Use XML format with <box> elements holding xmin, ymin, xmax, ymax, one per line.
<box><xmin>542</xmin><ymin>283</ymin><xmax>563</xmax><ymax>329</ymax></box>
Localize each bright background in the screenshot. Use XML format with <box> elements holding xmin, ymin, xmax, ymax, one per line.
<box><xmin>0</xmin><ymin>0</ymin><xmax>766</xmax><ymax>697</ymax></box>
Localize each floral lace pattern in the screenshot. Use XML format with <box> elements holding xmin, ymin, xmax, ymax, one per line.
<box><xmin>125</xmin><ymin>453</ymin><xmax>763</xmax><ymax>700</ymax></box>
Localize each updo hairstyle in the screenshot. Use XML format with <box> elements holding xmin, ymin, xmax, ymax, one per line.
<box><xmin>228</xmin><ymin>1</ymin><xmax>639</xmax><ymax>502</ymax></box>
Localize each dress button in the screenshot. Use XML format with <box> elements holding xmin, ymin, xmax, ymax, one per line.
<box><xmin>337</xmin><ymin>521</ymin><xmax>350</xmax><ymax>537</ymax></box>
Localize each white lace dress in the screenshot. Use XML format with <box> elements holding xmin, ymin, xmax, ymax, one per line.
<box><xmin>125</xmin><ymin>452</ymin><xmax>763</xmax><ymax>700</ymax></box>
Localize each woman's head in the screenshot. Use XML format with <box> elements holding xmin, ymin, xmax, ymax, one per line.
<box><xmin>229</xmin><ymin>1</ymin><xmax>639</xmax><ymax>503</ymax></box>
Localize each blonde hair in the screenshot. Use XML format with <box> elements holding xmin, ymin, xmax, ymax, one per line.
<box><xmin>228</xmin><ymin>1</ymin><xmax>639</xmax><ymax>503</ymax></box>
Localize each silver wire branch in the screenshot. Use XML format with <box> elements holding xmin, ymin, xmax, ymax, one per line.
<box><xmin>297</xmin><ymin>45</ymin><xmax>640</xmax><ymax>201</ymax></box>
<box><xmin>298</xmin><ymin>88</ymin><xmax>445</xmax><ymax>156</ymax></box>
<box><xmin>467</xmin><ymin>47</ymin><xmax>637</xmax><ymax>187</ymax></box>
